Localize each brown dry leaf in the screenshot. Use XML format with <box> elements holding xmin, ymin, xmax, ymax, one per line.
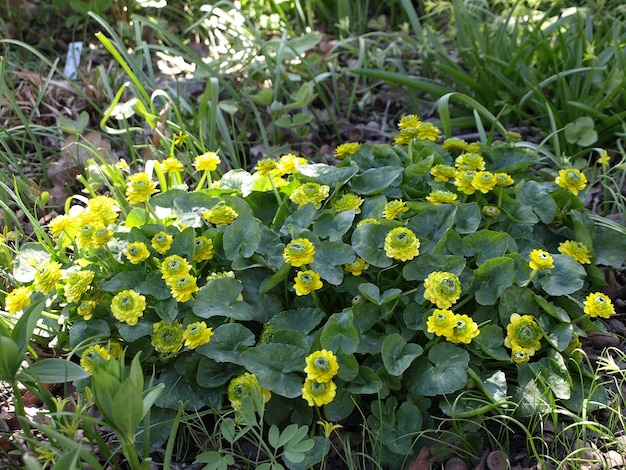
<box><xmin>408</xmin><ymin>446</ymin><xmax>436</xmax><ymax>470</ymax></box>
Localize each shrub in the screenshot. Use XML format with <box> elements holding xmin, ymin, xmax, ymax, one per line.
<box><xmin>5</xmin><ymin>113</ymin><xmax>626</xmax><ymax>467</ymax></box>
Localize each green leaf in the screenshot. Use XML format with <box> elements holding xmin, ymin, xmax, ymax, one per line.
<box><xmin>472</xmin><ymin>325</ymin><xmax>509</xmax><ymax>361</ymax></box>
<box><xmin>593</xmin><ymin>223</ymin><xmax>626</xmax><ymax>267</ymax></box>
<box><xmin>100</xmin><ymin>271</ymin><xmax>143</xmax><ymax>292</ymax></box>
<box><xmin>388</xmin><ymin>402</ymin><xmax>423</xmax><ymax>454</ymax></box>
<box><xmin>51</xmin><ymin>443</ymin><xmax>82</xmax><ymax>470</ymax></box>
<box><xmin>223</xmin><ymin>213</ymin><xmax>261</xmax><ymax>260</ymax></box>
<box><xmin>351</xmin><ymin>223</ymin><xmax>393</xmax><ymax>268</ymax></box>
<box><xmin>564</xmin><ymin>116</ymin><xmax>597</xmax><ymax>146</ymax></box>
<box><xmin>118</xmin><ymin>320</ymin><xmax>153</xmax><ymax>342</ymax></box>
<box><xmin>381</xmin><ymin>334</ymin><xmax>423</xmax><ymax>376</ymax></box>
<box><xmin>24</xmin><ymin>359</ymin><xmax>89</xmax><ymax>383</ymax></box>
<box><xmin>310</xmin><ymin>241</ymin><xmax>355</xmax><ymax>285</ymax></box>
<box><xmin>357</xmin><ymin>283</ymin><xmax>402</xmax><ymax>306</ymax></box>
<box><xmin>0</xmin><ymin>337</ymin><xmax>20</xmax><ymax>381</ymax></box>
<box><xmin>454</xmin><ymin>203</ymin><xmax>481</xmax><ymax>234</ymax></box>
<box><xmin>320</xmin><ymin>311</ymin><xmax>360</xmax><ymax>354</ymax></box>
<box><xmin>407</xmin><ymin>204</ymin><xmax>456</xmax><ymax>243</ymax></box>
<box><xmin>350</xmin><ymin>166</ymin><xmax>403</xmax><ymax>195</ymax></box>
<box><xmin>269</xmin><ymin>308</ymin><xmax>325</xmax><ymax>335</ymax></box>
<box><xmin>405</xmin><ymin>342</ymin><xmax>469</xmax><ymax>396</ymax></box>
<box><xmin>346</xmin><ymin>366</ymin><xmax>382</xmax><ymax>394</ymax></box>
<box><xmin>461</xmin><ymin>230</ymin><xmax>515</xmax><ymax>265</ymax></box>
<box><xmin>196</xmin><ymin>323</ymin><xmax>255</xmax><ymax>365</ymax></box>
<box><xmin>323</xmin><ymin>388</ymin><xmax>355</xmax><ymax>420</ymax></box>
<box><xmin>473</xmin><ymin>256</ymin><xmax>515</xmax><ymax>305</ymax></box>
<box><xmin>540</xmin><ymin>254</ymin><xmax>586</xmax><ymax>296</ymax></box>
<box><xmin>125</xmin><ymin>207</ymin><xmax>150</xmax><ymax>227</ymax></box>
<box><xmin>241</xmin><ymin>344</ymin><xmax>307</xmax><ymax>398</ymax></box>
<box><xmin>312</xmin><ymin>210</ymin><xmax>355</xmax><ymax>242</ymax></box>
<box><xmin>299</xmin><ymin>163</ymin><xmax>359</xmax><ymax>187</ymax></box>
<box><xmin>13</xmin><ymin>243</ymin><xmax>51</xmax><ymax>283</ymax></box>
<box><xmin>196</xmin><ymin>356</ymin><xmax>243</xmax><ymax>388</ymax></box>
<box><xmin>403</xmin><ymin>254</ymin><xmax>466</xmax><ymax>281</ymax></box>
<box><xmin>194</xmin><ymin>278</ymin><xmax>255</xmax><ymax>320</ymax></box>
<box><xmin>517</xmin><ymin>181</ymin><xmax>557</xmax><ymax>224</ymax></box>
<box><xmin>112</xmin><ymin>377</ymin><xmax>144</xmax><ymax>442</ymax></box>
<box><xmin>69</xmin><ymin>320</ymin><xmax>111</xmax><ymax>347</ymax></box>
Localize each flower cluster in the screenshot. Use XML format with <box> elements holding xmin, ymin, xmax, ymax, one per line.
<box><xmin>4</xmin><ymin>110</ymin><xmax>620</xmax><ymax>461</ymax></box>
<box><xmin>302</xmin><ymin>350</ymin><xmax>339</xmax><ymax>407</ymax></box>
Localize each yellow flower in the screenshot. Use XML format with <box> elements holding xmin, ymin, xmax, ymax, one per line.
<box><xmin>317</xmin><ymin>420</ymin><xmax>343</xmax><ymax>439</ymax></box>
<box><xmin>110</xmin><ymin>290</ymin><xmax>146</xmax><ymax>326</ymax></box>
<box><xmin>33</xmin><ymin>261</ymin><xmax>63</xmax><ymax>295</ymax></box>
<box><xmin>290</xmin><ymin>183</ymin><xmax>330</xmax><ymax>209</ymax></box>
<box><xmin>416</xmin><ymin>122</ymin><xmax>441</xmax><ymax>141</ymax></box>
<box><xmin>48</xmin><ymin>214</ymin><xmax>73</xmax><ymax>238</ymax></box>
<box><xmin>583</xmin><ymin>292</ymin><xmax>615</xmax><ymax>319</ymax></box>
<box><xmin>555</xmin><ymin>168</ymin><xmax>587</xmax><ymax>195</ymax></box>
<box><xmin>455</xmin><ymin>153</ymin><xmax>485</xmax><ymax>171</ymax></box>
<box><xmin>494</xmin><ymin>173</ymin><xmax>514</xmax><ymax>187</ymax></box>
<box><xmin>228</xmin><ymin>373</ymin><xmax>271</xmax><ymax>411</ymax></box>
<box><xmin>597</xmin><ymin>149</ymin><xmax>610</xmax><ymax>167</ymax></box>
<box><xmin>126</xmin><ymin>172</ymin><xmax>158</xmax><ymax>204</ymax></box>
<box><xmin>528</xmin><ymin>249</ymin><xmax>554</xmax><ymax>270</ymax></box>
<box><xmin>194</xmin><ymin>151</ymin><xmax>221</xmax><ymax>171</ymax></box>
<box><xmin>511</xmin><ymin>345</ymin><xmax>531</xmax><ymax>365</ymax></box>
<box><xmin>64</xmin><ymin>270</ymin><xmax>95</xmax><ymax>303</ymax></box>
<box><xmin>446</xmin><ymin>314</ymin><xmax>480</xmax><ymax>344</ymax></box>
<box><xmin>454</xmin><ymin>170</ymin><xmax>477</xmax><ymax>195</ymax></box>
<box><xmin>203</xmin><ymin>203</ymin><xmax>239</xmax><ymax>226</ymax></box>
<box><xmin>254</xmin><ymin>158</ymin><xmax>279</xmax><ymax>177</ymax></box>
<box><xmin>87</xmin><ymin>195</ymin><xmax>119</xmax><ymax>224</ymax></box>
<box><xmin>294</xmin><ymin>270</ymin><xmax>323</xmax><ymax>296</ymax></box>
<box><xmin>398</xmin><ymin>114</ymin><xmax>421</xmax><ymax>130</ymax></box>
<box><xmin>426</xmin><ymin>309</ymin><xmax>455</xmax><ymax>337</ymax></box>
<box><xmin>283</xmin><ymin>238</ymin><xmax>315</xmax><ymax>267</ymax></box>
<box><xmin>5</xmin><ymin>286</ymin><xmax>32</xmax><ymax>314</ymax></box>
<box><xmin>151</xmin><ymin>231</ymin><xmax>173</xmax><ymax>255</ymax></box>
<box><xmin>357</xmin><ymin>218</ymin><xmax>380</xmax><ymax>227</ymax></box>
<box><xmin>277</xmin><ymin>153</ymin><xmax>307</xmax><ymax>176</ymax></box>
<box><xmin>304</xmin><ymin>350</ymin><xmax>339</xmax><ymax>383</ymax></box>
<box><xmin>75</xmin><ymin>216</ymin><xmax>102</xmax><ymax>250</ymax></box>
<box><xmin>423</xmin><ymin>271</ymin><xmax>462</xmax><ymax>309</ymax></box>
<box><xmin>91</xmin><ymin>227</ymin><xmax>114</xmax><ymax>248</ymax></box>
<box><xmin>504</xmin><ymin>313</ymin><xmax>542</xmax><ymax>357</ymax></box>
<box><xmin>332</xmin><ymin>193</ymin><xmax>364</xmax><ymax>214</ymax></box>
<box><xmin>207</xmin><ymin>270</ymin><xmax>236</xmax><ymax>283</ymax></box>
<box><xmin>106</xmin><ymin>340</ymin><xmax>124</xmax><ymax>358</ymax></box>
<box><xmin>170</xmin><ymin>274</ymin><xmax>200</xmax><ymax>302</ymax></box>
<box><xmin>482</xmin><ymin>206</ymin><xmax>501</xmax><ymax>218</ymax></box>
<box><xmin>384</xmin><ymin>227</ymin><xmax>420</xmax><ymax>261</ymax></box>
<box><xmin>426</xmin><ymin>189</ymin><xmax>459</xmax><ymax>205</ymax></box>
<box><xmin>383</xmin><ymin>199</ymin><xmax>409</xmax><ymax>220</ymax></box>
<box><xmin>161</xmin><ymin>255</ymin><xmax>192</xmax><ymax>284</ymax></box>
<box><xmin>159</xmin><ymin>157</ymin><xmax>183</xmax><ymax>173</ymax></box>
<box><xmin>558</xmin><ymin>240</ymin><xmax>592</xmax><ymax>264</ymax></box>
<box><xmin>76</xmin><ymin>300</ymin><xmax>96</xmax><ymax>320</ymax></box>
<box><xmin>442</xmin><ymin>137</ymin><xmax>469</xmax><ymax>154</ymax></box>
<box><xmin>126</xmin><ymin>242</ymin><xmax>151</xmax><ymax>265</ymax></box>
<box><xmin>80</xmin><ymin>345</ymin><xmax>110</xmax><ymax>375</ymax></box>
<box><xmin>471</xmin><ymin>171</ymin><xmax>497</xmax><ymax>194</ymax></box>
<box><xmin>344</xmin><ymin>257</ymin><xmax>369</xmax><ymax>276</ymax></box>
<box><xmin>183</xmin><ymin>321</ymin><xmax>214</xmax><ymax>349</ymax></box>
<box><xmin>335</xmin><ymin>142</ymin><xmax>362</xmax><ymax>160</ymax></box>
<box><xmin>151</xmin><ymin>320</ymin><xmax>184</xmax><ymax>354</ymax></box>
<box><xmin>302</xmin><ymin>378</ymin><xmax>337</xmax><ymax>407</ymax></box>
<box><xmin>193</xmin><ymin>236</ymin><xmax>214</xmax><ymax>263</ymax></box>
<box><xmin>430</xmin><ymin>164</ymin><xmax>457</xmax><ymax>183</ymax></box>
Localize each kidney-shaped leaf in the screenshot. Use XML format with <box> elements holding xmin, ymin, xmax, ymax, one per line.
<box><xmin>405</xmin><ymin>342</ymin><xmax>469</xmax><ymax>396</ymax></box>
<box><xmin>381</xmin><ymin>334</ymin><xmax>423</xmax><ymax>376</ymax></box>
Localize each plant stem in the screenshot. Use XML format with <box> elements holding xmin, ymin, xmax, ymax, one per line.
<box><xmin>11</xmin><ymin>380</ymin><xmax>35</xmax><ymax>449</ymax></box>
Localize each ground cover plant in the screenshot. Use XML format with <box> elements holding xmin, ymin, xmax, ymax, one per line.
<box><xmin>2</xmin><ymin>0</ymin><xmax>626</xmax><ymax>469</ymax></box>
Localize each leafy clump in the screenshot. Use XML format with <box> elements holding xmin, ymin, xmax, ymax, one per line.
<box><xmin>5</xmin><ymin>114</ymin><xmax>626</xmax><ymax>466</ymax></box>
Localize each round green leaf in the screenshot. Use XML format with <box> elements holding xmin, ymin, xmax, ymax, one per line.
<box><xmin>405</xmin><ymin>342</ymin><xmax>469</xmax><ymax>396</ymax></box>
<box><xmin>381</xmin><ymin>334</ymin><xmax>423</xmax><ymax>376</ymax></box>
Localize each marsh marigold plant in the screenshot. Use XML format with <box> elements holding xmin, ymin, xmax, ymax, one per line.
<box><xmin>4</xmin><ymin>112</ymin><xmax>625</xmax><ymax>467</ymax></box>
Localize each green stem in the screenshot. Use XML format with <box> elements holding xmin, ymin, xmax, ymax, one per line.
<box><xmin>122</xmin><ymin>441</ymin><xmax>142</xmax><ymax>470</ymax></box>
<box><xmin>11</xmin><ymin>380</ymin><xmax>35</xmax><ymax>448</ymax></box>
